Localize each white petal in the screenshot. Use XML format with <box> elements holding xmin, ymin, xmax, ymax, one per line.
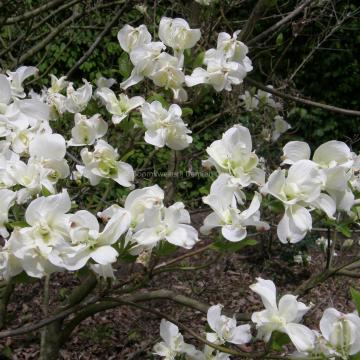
<box><xmin>282</xmin><ymin>141</ymin><xmax>311</xmax><ymax>165</ymax></box>
<box><xmin>91</xmin><ymin>245</ymin><xmax>118</xmax><ymax>265</ymax></box>
<box><xmin>285</xmin><ymin>323</ymin><xmax>315</xmax><ymax>352</ymax></box>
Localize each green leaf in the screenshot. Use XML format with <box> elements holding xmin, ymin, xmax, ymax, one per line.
<box><xmin>155</xmin><ymin>241</ymin><xmax>177</xmax><ymax>257</ymax></box>
<box><xmin>336</xmin><ymin>223</ymin><xmax>352</xmax><ymax>238</ymax></box>
<box><xmin>210</xmin><ymin>238</ymin><xmax>257</xmax><ymax>253</ymax></box>
<box><xmin>147</xmin><ymin>93</ymin><xmax>169</xmax><ymax>108</ymax></box>
<box><xmin>193</xmin><ymin>51</ymin><xmax>205</xmax><ymax>68</ymax></box>
<box><xmin>11</xmin><ymin>272</ymin><xmax>37</xmax><ymax>284</ymax></box>
<box><xmin>350</xmin><ymin>287</ymin><xmax>360</xmax><ymax>314</ymax></box>
<box><xmin>8</xmin><ymin>220</ymin><xmax>29</xmax><ymax>229</ymax></box>
<box><xmin>118</xmin><ymin>52</ymin><xmax>132</xmax><ymax>79</ymax></box>
<box><xmin>182</xmin><ymin>107</ymin><xmax>193</xmax><ymax>117</ymax></box>
<box><xmin>267</xmin><ymin>199</ymin><xmax>284</xmax><ymax>214</ymax></box>
<box><xmin>276</xmin><ymin>33</ymin><xmax>284</xmax><ymax>46</ymax></box>
<box><xmin>269</xmin><ymin>331</ymin><xmax>291</xmax><ymax>351</ymax></box>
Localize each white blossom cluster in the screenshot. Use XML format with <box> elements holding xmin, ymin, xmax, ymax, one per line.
<box><xmin>154</xmin><ymin>278</ymin><xmax>360</xmax><ymax>359</ymax></box>
<box><xmin>240</xmin><ymin>87</ymin><xmax>291</xmax><ymax>142</ymax></box>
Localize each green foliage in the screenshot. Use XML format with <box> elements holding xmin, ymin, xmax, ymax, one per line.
<box><xmin>350</xmin><ymin>287</ymin><xmax>360</xmax><ymax>314</ymax></box>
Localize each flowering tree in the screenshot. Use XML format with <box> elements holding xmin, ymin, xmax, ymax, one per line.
<box><xmin>0</xmin><ymin>2</ymin><xmax>360</xmax><ymax>359</ymax></box>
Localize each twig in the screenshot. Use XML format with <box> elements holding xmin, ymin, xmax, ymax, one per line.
<box><xmin>245</xmin><ymin>78</ymin><xmax>360</xmax><ymax>117</ymax></box>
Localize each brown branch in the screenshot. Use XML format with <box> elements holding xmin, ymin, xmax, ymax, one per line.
<box><xmin>247</xmin><ymin>0</ymin><xmax>313</xmax><ymax>46</ymax></box>
<box><xmin>66</xmin><ymin>1</ymin><xmax>130</xmax><ymax>78</ymax></box>
<box><xmin>245</xmin><ymin>78</ymin><xmax>360</xmax><ymax>117</ymax></box>
<box><xmin>5</xmin><ymin>0</ymin><xmax>66</xmax><ymax>25</ymax></box>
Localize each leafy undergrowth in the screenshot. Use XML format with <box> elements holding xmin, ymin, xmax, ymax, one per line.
<box><xmin>1</xmin><ymin>213</ymin><xmax>359</xmax><ymax>359</ymax></box>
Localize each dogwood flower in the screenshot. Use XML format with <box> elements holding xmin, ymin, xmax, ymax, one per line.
<box><xmin>154</xmin><ymin>319</ymin><xmax>200</xmax><ymax>360</ymax></box>
<box><xmin>240</xmin><ymin>90</ymin><xmax>259</xmax><ymax>111</ymax></box>
<box><xmin>131</xmin><ymin>202</ymin><xmax>198</xmax><ymax>253</ymax></box>
<box><xmin>48</xmin><ymin>74</ymin><xmax>69</xmax><ymax>94</ymax></box>
<box><xmin>319</xmin><ymin>308</ymin><xmax>360</xmax><ymax>357</ymax></box>
<box><xmin>206</xmin><ymin>304</ymin><xmax>251</xmax><ymax>345</ymax></box>
<box><xmin>203</xmin><ymin>125</ymin><xmax>265</xmax><ymax>187</ymax></box>
<box><xmin>272</xmin><ymin>116</ymin><xmax>291</xmax><ymax>142</ymax></box>
<box><xmin>118</xmin><ymin>24</ymin><xmax>151</xmax><ymax>53</ymax></box>
<box><xmin>8</xmin><ymin>191</ymin><xmax>71</xmax><ymax>278</ymax></box>
<box><xmin>141</xmin><ymin>101</ymin><xmax>192</xmax><ymax>150</ymax></box>
<box><xmin>6</xmin><ymin>66</ymin><xmax>38</xmax><ymax>98</ymax></box>
<box><xmin>0</xmin><ymin>243</ymin><xmax>23</xmax><ymax>280</ymax></box>
<box><xmin>201</xmin><ymin>179</ymin><xmax>268</xmax><ymax>242</ymax></box>
<box><xmin>77</xmin><ymin>140</ymin><xmax>134</xmax><ymax>187</ymax></box>
<box><xmin>198</xmin><ymin>346</ymin><xmax>230</xmax><ymax>360</ymax></box>
<box><xmin>250</xmin><ymin>278</ymin><xmax>315</xmax><ymax>352</ymax></box>
<box><xmin>158</xmin><ymin>17</ymin><xmax>201</xmax><ymax>52</ymax></box>
<box><xmin>65</xmin><ymin>80</ymin><xmax>92</xmax><ymax>113</ymax></box>
<box><xmin>50</xmin><ymin>207</ymin><xmax>130</xmax><ymax>270</ymax></box>
<box><xmin>0</xmin><ymin>189</ymin><xmax>16</xmax><ymax>237</ymax></box>
<box><xmin>121</xmin><ymin>42</ymin><xmax>166</xmax><ymax>89</ymax></box>
<box><xmin>96</xmin><ymin>87</ymin><xmax>144</xmax><ymax>124</ymax></box>
<box><xmin>68</xmin><ymin>113</ymin><xmax>108</xmax><ymax>146</ymax></box>
<box><xmin>262</xmin><ymin>160</ymin><xmax>336</xmax><ymax>243</ymax></box>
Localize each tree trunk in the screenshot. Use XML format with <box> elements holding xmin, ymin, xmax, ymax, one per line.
<box><xmin>39</xmin><ymin>320</ymin><xmax>63</xmax><ymax>360</ymax></box>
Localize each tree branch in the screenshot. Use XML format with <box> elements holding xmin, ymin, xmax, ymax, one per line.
<box><xmin>5</xmin><ymin>0</ymin><xmax>66</xmax><ymax>25</ymax></box>
<box><xmin>247</xmin><ymin>0</ymin><xmax>313</xmax><ymax>45</ymax></box>
<box><xmin>245</xmin><ymin>78</ymin><xmax>360</xmax><ymax>117</ymax></box>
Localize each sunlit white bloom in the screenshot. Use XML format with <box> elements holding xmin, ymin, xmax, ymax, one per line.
<box><xmin>90</xmin><ymin>263</ymin><xmax>115</xmax><ymax>279</ymax></box>
<box><xmin>141</xmin><ymin>101</ymin><xmax>192</xmax><ymax>150</ymax></box>
<box><xmin>8</xmin><ymin>191</ymin><xmax>71</xmax><ymax>278</ymax></box>
<box><xmin>186</xmin><ymin>56</ymin><xmax>247</xmax><ymax>92</ymax></box>
<box><xmin>121</xmin><ymin>42</ymin><xmax>166</xmax><ymax>89</ymax></box>
<box><xmin>149</xmin><ymin>53</ymin><xmax>188</xmax><ymax>102</ymax></box>
<box><xmin>201</xmin><ymin>177</ymin><xmax>268</xmax><ymax>242</ymax></box>
<box><xmin>48</xmin><ymin>74</ymin><xmax>69</xmax><ymax>94</ymax></box>
<box><xmin>0</xmin><ymin>189</ymin><xmax>16</xmax><ymax>237</ymax></box>
<box><xmin>262</xmin><ymin>160</ymin><xmax>335</xmax><ymax>243</ymax></box>
<box><xmin>6</xmin><ymin>66</ymin><xmax>38</xmax><ymax>98</ymax></box>
<box><xmin>209</xmin><ymin>30</ymin><xmax>252</xmax><ymax>71</ymax></box>
<box><xmin>159</xmin><ymin>17</ymin><xmax>201</xmax><ymax>52</ymax></box>
<box><xmin>272</xmin><ymin>116</ymin><xmax>291</xmax><ymax>142</ymax></box>
<box><xmin>0</xmin><ymin>240</ymin><xmax>23</xmax><ymax>280</ymax></box>
<box><xmin>250</xmin><ymin>277</ymin><xmax>314</xmax><ymax>352</ymax></box>
<box><xmin>50</xmin><ymin>207</ymin><xmax>130</xmax><ymax>270</ymax></box>
<box><xmin>77</xmin><ymin>140</ymin><xmax>134</xmax><ymax>187</ymax></box>
<box><xmin>132</xmin><ymin>202</ymin><xmax>198</xmax><ymax>253</ymax></box>
<box><xmin>68</xmin><ymin>113</ymin><xmax>108</xmax><ymax>146</ymax></box>
<box><xmin>96</xmin><ymin>87</ymin><xmax>144</xmax><ymax>124</ymax></box>
<box><xmin>203</xmin><ymin>125</ymin><xmax>265</xmax><ymax>187</ymax></box>
<box><xmin>95</xmin><ymin>76</ymin><xmax>116</xmax><ymax>89</ymax></box>
<box><xmin>118</xmin><ymin>24</ymin><xmax>151</xmax><ymax>53</ymax></box>
<box><xmin>320</xmin><ymin>308</ymin><xmax>360</xmax><ymax>357</ymax></box>
<box><xmin>153</xmin><ymin>319</ymin><xmax>200</xmax><ymax>360</ymax></box>
<box><xmin>65</xmin><ymin>80</ymin><xmax>92</xmax><ymax>113</ymax></box>
<box><xmin>206</xmin><ymin>304</ymin><xmax>251</xmax><ymax>345</ymax></box>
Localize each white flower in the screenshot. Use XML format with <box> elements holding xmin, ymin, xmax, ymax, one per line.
<box><xmin>320</xmin><ymin>308</ymin><xmax>360</xmax><ymax>356</ymax></box>
<box><xmin>77</xmin><ymin>140</ymin><xmax>134</xmax><ymax>187</ymax></box>
<box><xmin>153</xmin><ymin>319</ymin><xmax>200</xmax><ymax>360</ymax></box>
<box><xmin>159</xmin><ymin>17</ymin><xmax>201</xmax><ymax>52</ymax></box>
<box><xmin>50</xmin><ymin>207</ymin><xmax>130</xmax><ymax>271</ymax></box>
<box><xmin>149</xmin><ymin>53</ymin><xmax>188</xmax><ymax>102</ymax></box>
<box><xmin>48</xmin><ymin>74</ymin><xmax>69</xmax><ymax>94</ymax></box>
<box><xmin>250</xmin><ymin>277</ymin><xmax>315</xmax><ymax>352</ymax></box>
<box><xmin>198</xmin><ymin>345</ymin><xmax>230</xmax><ymax>360</ymax></box>
<box><xmin>141</xmin><ymin>101</ymin><xmax>192</xmax><ymax>150</ymax></box>
<box><xmin>240</xmin><ymin>90</ymin><xmax>259</xmax><ymax>111</ymax></box>
<box><xmin>121</xmin><ymin>42</ymin><xmax>166</xmax><ymax>89</ymax></box>
<box><xmin>272</xmin><ymin>116</ymin><xmax>291</xmax><ymax>142</ymax></box>
<box><xmin>96</xmin><ymin>87</ymin><xmax>144</xmax><ymax>124</ymax></box>
<box><xmin>0</xmin><ymin>189</ymin><xmax>16</xmax><ymax>237</ymax></box>
<box><xmin>6</xmin><ymin>66</ymin><xmax>38</xmax><ymax>98</ymax></box>
<box><xmin>68</xmin><ymin>113</ymin><xmax>108</xmax><ymax>146</ymax></box>
<box><xmin>95</xmin><ymin>76</ymin><xmax>116</xmax><ymax>89</ymax></box>
<box><xmin>256</xmin><ymin>88</ymin><xmax>281</xmax><ymax>109</ymax></box>
<box><xmin>206</xmin><ymin>304</ymin><xmax>251</xmax><ymax>345</ymax></box>
<box><xmin>203</xmin><ymin>125</ymin><xmax>265</xmax><ymax>187</ymax></box>
<box><xmin>65</xmin><ymin>80</ymin><xmax>92</xmax><ymax>113</ymax></box>
<box><xmin>201</xmin><ymin>175</ymin><xmax>269</xmax><ymax>242</ymax></box>
<box><xmin>8</xmin><ymin>191</ymin><xmax>71</xmax><ymax>278</ymax></box>
<box><xmin>90</xmin><ymin>263</ymin><xmax>115</xmax><ymax>279</ymax></box>
<box><xmin>117</xmin><ymin>24</ymin><xmax>151</xmax><ymax>53</ymax></box>
<box><xmin>262</xmin><ymin>160</ymin><xmax>335</xmax><ymax>243</ymax></box>
<box><xmin>132</xmin><ymin>202</ymin><xmax>198</xmax><ymax>253</ymax></box>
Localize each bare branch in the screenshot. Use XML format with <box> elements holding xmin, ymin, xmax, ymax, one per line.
<box><xmin>246</xmin><ymin>78</ymin><xmax>360</xmax><ymax>117</ymax></box>
<box><xmin>5</xmin><ymin>0</ymin><xmax>67</xmax><ymax>25</ymax></box>
<box><xmin>247</xmin><ymin>0</ymin><xmax>313</xmax><ymax>46</ymax></box>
